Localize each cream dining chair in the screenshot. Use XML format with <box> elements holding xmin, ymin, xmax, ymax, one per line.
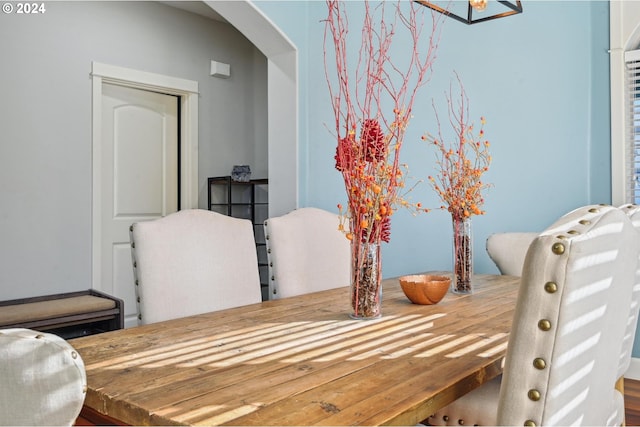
<box><xmin>427</xmin><ymin>204</ymin><xmax>640</xmax><ymax>426</ymax></box>
<box><xmin>486</xmin><ymin>232</ymin><xmax>537</xmax><ymax>276</ymax></box>
<box><xmin>617</xmin><ymin>204</ymin><xmax>640</xmax><ymax>407</ymax></box>
<box><xmin>130</xmin><ymin>209</ymin><xmax>262</xmax><ymax>325</ymax></box>
<box><xmin>486</xmin><ymin>205</ymin><xmax>640</xmax><ymax>422</ymax></box>
<box><xmin>263</xmin><ymin>207</ymin><xmax>350</xmax><ymax>299</ymax></box>
<box><xmin>0</xmin><ymin>328</ymin><xmax>87</xmax><ymax>426</ymax></box>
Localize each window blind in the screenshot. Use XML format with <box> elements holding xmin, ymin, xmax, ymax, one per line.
<box><xmin>625</xmin><ymin>49</ymin><xmax>640</xmax><ymax>204</ymax></box>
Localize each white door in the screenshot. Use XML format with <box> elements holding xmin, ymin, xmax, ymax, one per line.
<box><xmin>100</xmin><ymin>83</ymin><xmax>179</xmax><ymax>327</ymax></box>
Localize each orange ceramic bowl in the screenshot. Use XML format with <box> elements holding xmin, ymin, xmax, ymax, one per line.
<box><xmin>399</xmin><ymin>274</ymin><xmax>450</xmax><ymax>305</ymax></box>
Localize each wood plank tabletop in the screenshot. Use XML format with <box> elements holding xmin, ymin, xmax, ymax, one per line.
<box><xmin>70</xmin><ymin>273</ymin><xmax>520</xmax><ymax>426</ymax></box>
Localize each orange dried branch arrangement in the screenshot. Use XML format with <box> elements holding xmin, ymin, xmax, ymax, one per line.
<box><xmin>324</xmin><ymin>0</ymin><xmax>442</xmax><ymax>318</ymax></box>
<box><xmin>423</xmin><ymin>77</ymin><xmax>492</xmax><ymax>222</ymax></box>
<box><xmin>324</xmin><ymin>0</ymin><xmax>442</xmax><ymax>244</ymax></box>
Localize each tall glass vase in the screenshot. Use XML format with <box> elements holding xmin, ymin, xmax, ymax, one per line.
<box><xmin>452</xmin><ymin>217</ymin><xmax>473</xmax><ymax>294</ymax></box>
<box><xmin>350</xmin><ymin>240</ymin><xmax>382</xmax><ymax>319</ymax></box>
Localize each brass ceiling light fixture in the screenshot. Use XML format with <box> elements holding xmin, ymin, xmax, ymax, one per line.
<box><xmin>415</xmin><ymin>0</ymin><xmax>522</xmax><ymax>25</ymax></box>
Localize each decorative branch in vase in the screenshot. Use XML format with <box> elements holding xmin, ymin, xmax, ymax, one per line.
<box><xmin>422</xmin><ymin>76</ymin><xmax>492</xmax><ymax>293</ymax></box>
<box><xmin>324</xmin><ymin>0</ymin><xmax>443</xmax><ymax>318</ymax></box>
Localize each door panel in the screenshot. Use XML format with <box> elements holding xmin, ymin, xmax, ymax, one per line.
<box><xmin>114</xmin><ymin>107</ymin><xmax>163</xmax><ymax>215</ymax></box>
<box><xmin>101</xmin><ymin>83</ymin><xmax>178</xmax><ymax>327</ymax></box>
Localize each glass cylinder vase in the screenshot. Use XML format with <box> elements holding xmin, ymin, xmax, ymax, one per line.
<box><xmin>350</xmin><ymin>240</ymin><xmax>382</xmax><ymax>319</ymax></box>
<box><xmin>452</xmin><ymin>217</ymin><xmax>473</xmax><ymax>294</ymax></box>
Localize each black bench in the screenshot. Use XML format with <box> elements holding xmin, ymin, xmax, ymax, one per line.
<box><xmin>0</xmin><ymin>290</ymin><xmax>124</xmax><ymax>339</ymax></box>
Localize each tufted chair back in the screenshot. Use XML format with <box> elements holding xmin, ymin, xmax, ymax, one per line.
<box><xmin>130</xmin><ymin>209</ymin><xmax>262</xmax><ymax>325</ymax></box>
<box><xmin>264</xmin><ymin>207</ymin><xmax>350</xmax><ymax>299</ymax></box>
<box><xmin>486</xmin><ymin>232</ymin><xmax>538</xmax><ymax>276</ymax></box>
<box><xmin>497</xmin><ymin>205</ymin><xmax>639</xmax><ymax>426</ymax></box>
<box><xmin>0</xmin><ymin>328</ymin><xmax>87</xmax><ymax>426</ymax></box>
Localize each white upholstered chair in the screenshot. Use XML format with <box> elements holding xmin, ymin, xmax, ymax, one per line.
<box><xmin>484</xmin><ymin>205</ymin><xmax>640</xmax><ymax>425</ymax></box>
<box><xmin>486</xmin><ymin>232</ymin><xmax>537</xmax><ymax>276</ymax></box>
<box><xmin>263</xmin><ymin>207</ymin><xmax>350</xmax><ymax>299</ymax></box>
<box><xmin>427</xmin><ymin>205</ymin><xmax>640</xmax><ymax>426</ymax></box>
<box><xmin>130</xmin><ymin>209</ymin><xmax>262</xmax><ymax>325</ymax></box>
<box><xmin>0</xmin><ymin>328</ymin><xmax>87</xmax><ymax>426</ymax></box>
<box><xmin>617</xmin><ymin>204</ymin><xmax>640</xmax><ymax>405</ymax></box>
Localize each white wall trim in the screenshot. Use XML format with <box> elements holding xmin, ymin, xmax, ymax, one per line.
<box><xmin>90</xmin><ymin>61</ymin><xmax>199</xmax><ymax>292</ymax></box>
<box><xmin>610</xmin><ymin>1</ymin><xmax>626</xmax><ymax>206</ymax></box>
<box><xmin>92</xmin><ymin>62</ymin><xmax>199</xmax><ymax>95</ymax></box>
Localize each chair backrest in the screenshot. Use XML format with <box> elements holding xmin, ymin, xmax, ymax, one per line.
<box><xmin>0</xmin><ymin>328</ymin><xmax>86</xmax><ymax>426</ymax></box>
<box><xmin>618</xmin><ymin>204</ymin><xmax>640</xmax><ymax>379</ymax></box>
<box><xmin>497</xmin><ymin>205</ymin><xmax>640</xmax><ymax>426</ymax></box>
<box><xmin>486</xmin><ymin>232</ymin><xmax>538</xmax><ymax>276</ymax></box>
<box><xmin>264</xmin><ymin>207</ymin><xmax>350</xmax><ymax>299</ymax></box>
<box><xmin>130</xmin><ymin>209</ymin><xmax>262</xmax><ymax>324</ymax></box>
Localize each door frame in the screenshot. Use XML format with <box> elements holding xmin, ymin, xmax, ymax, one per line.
<box><xmin>91</xmin><ymin>61</ymin><xmax>199</xmax><ymax>293</ymax></box>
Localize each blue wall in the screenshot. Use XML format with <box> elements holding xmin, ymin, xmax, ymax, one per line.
<box><xmin>256</xmin><ymin>1</ymin><xmax>611</xmax><ymax>278</ymax></box>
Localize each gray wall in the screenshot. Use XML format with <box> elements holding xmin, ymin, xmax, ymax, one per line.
<box><xmin>0</xmin><ymin>1</ymin><xmax>267</xmax><ymax>300</ymax></box>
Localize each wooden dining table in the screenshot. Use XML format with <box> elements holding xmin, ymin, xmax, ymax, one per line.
<box><xmin>70</xmin><ymin>273</ymin><xmax>520</xmax><ymax>426</ymax></box>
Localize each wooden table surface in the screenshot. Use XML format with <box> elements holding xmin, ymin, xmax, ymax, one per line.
<box><xmin>70</xmin><ymin>273</ymin><xmax>520</xmax><ymax>426</ymax></box>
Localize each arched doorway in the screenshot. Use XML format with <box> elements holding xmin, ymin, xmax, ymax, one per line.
<box><xmin>204</xmin><ymin>1</ymin><xmax>298</xmax><ymax>217</ymax></box>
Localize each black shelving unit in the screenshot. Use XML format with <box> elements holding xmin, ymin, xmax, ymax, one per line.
<box><xmin>208</xmin><ymin>176</ymin><xmax>269</xmax><ymax>300</ymax></box>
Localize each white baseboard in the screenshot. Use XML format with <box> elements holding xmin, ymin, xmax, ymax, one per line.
<box><xmin>627</xmin><ymin>357</ymin><xmax>640</xmax><ymax>380</ymax></box>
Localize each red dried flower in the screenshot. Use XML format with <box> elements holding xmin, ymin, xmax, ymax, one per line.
<box><xmin>361</xmin><ymin>119</ymin><xmax>386</xmax><ymax>162</ymax></box>
<box><xmin>362</xmin><ymin>216</ymin><xmax>391</xmax><ymax>243</ymax></box>
<box><xmin>335</xmin><ymin>134</ymin><xmax>355</xmax><ymax>171</ymax></box>
<box><xmin>379</xmin><ymin>216</ymin><xmax>391</xmax><ymax>243</ymax></box>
